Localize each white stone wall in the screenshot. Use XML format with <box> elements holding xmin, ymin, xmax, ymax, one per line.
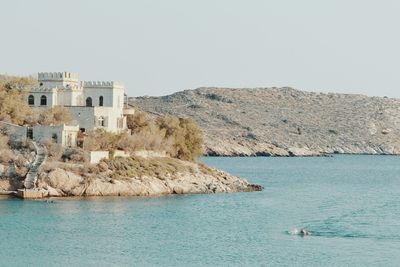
<box><xmin>55</xmin><ymin>88</ymin><xmax>83</xmax><ymax>106</ymax></box>
<box><xmin>66</xmin><ymin>106</ymin><xmax>96</xmax><ymax>132</ymax></box>
<box><xmin>87</xmin><ymin>151</ymin><xmax>109</xmax><ymax>164</ymax></box>
<box><xmin>0</xmin><ymin>122</ymin><xmax>27</xmax><ymax>141</ymax></box>
<box><xmin>32</xmin><ymin>124</ymin><xmax>79</xmax><ymax>147</ymax></box>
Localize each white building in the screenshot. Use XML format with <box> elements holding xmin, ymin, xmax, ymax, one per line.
<box><xmin>23</xmin><ymin>72</ymin><xmax>134</xmax><ymax>147</ymax></box>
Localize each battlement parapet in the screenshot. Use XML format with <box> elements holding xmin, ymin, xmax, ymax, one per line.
<box><xmin>82</xmin><ymin>81</ymin><xmax>124</xmax><ymax>89</ymax></box>
<box><xmin>38</xmin><ymin>72</ymin><xmax>79</xmax><ymax>81</ymax></box>
<box><xmin>32</xmin><ymin>85</ymin><xmax>83</xmax><ymax>92</ymax></box>
<box><xmin>30</xmin><ymin>87</ymin><xmax>57</xmax><ymax>93</ymax></box>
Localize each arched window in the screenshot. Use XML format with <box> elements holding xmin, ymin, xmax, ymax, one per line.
<box><xmin>86</xmin><ymin>97</ymin><xmax>92</xmax><ymax>107</ymax></box>
<box><xmin>98</xmin><ymin>116</ymin><xmax>105</xmax><ymax>127</ymax></box>
<box><xmin>99</xmin><ymin>96</ymin><xmax>104</xmax><ymax>106</ymax></box>
<box><xmin>28</xmin><ymin>95</ymin><xmax>34</xmax><ymax>105</ymax></box>
<box><xmin>40</xmin><ymin>95</ymin><xmax>47</xmax><ymax>106</ymax></box>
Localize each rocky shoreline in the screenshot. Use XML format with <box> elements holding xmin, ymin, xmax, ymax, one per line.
<box><xmin>0</xmin><ymin>163</ymin><xmax>262</xmax><ymax>199</ymax></box>
<box><xmin>34</xmin><ymin>161</ymin><xmax>262</xmax><ymax>198</ymax></box>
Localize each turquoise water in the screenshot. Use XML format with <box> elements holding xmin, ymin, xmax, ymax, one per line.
<box><xmin>1</xmin><ymin>156</ymin><xmax>400</xmax><ymax>266</ymax></box>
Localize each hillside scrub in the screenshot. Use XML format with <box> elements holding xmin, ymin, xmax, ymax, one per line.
<box><xmin>85</xmin><ymin>111</ymin><xmax>204</xmax><ymax>161</ymax></box>
<box><xmin>38</xmin><ymin>106</ymin><xmax>72</xmax><ymax>125</ymax></box>
<box><xmin>0</xmin><ymin>76</ymin><xmax>35</xmax><ymax>125</ymax></box>
<box><xmin>133</xmin><ymin>87</ymin><xmax>400</xmax><ymax>156</ymax></box>
<box><xmin>0</xmin><ymin>75</ymin><xmax>72</xmax><ymax>126</ymax></box>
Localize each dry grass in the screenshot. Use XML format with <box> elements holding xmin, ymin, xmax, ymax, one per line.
<box><xmin>103</xmin><ymin>156</ymin><xmax>194</xmax><ymax>180</ymax></box>
<box><xmin>43</xmin><ymin>140</ymin><xmax>63</xmax><ymax>160</ymax></box>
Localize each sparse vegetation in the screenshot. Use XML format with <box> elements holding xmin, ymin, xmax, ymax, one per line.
<box><xmin>125</xmin><ymin>111</ymin><xmax>203</xmax><ymax>161</ymax></box>
<box><xmin>43</xmin><ymin>140</ymin><xmax>63</xmax><ymax>160</ymax></box>
<box><xmin>134</xmin><ymin>87</ymin><xmax>400</xmax><ymax>156</ymax></box>
<box><xmin>0</xmin><ymin>75</ymin><xmax>36</xmax><ymax>125</ymax></box>
<box><xmin>83</xmin><ymin>110</ymin><xmax>203</xmax><ymax>161</ymax></box>
<box><xmin>38</xmin><ymin>106</ymin><xmax>72</xmax><ymax>125</ymax></box>
<box><xmin>103</xmin><ymin>156</ymin><xmax>193</xmax><ymax>180</ymax></box>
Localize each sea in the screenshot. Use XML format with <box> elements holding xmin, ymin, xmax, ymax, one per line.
<box><xmin>1</xmin><ymin>155</ymin><xmax>400</xmax><ymax>266</ymax></box>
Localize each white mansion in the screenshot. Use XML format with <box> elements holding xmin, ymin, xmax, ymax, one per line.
<box><xmin>30</xmin><ymin>72</ymin><xmax>129</xmax><ymax>132</ymax></box>
<box><xmin>4</xmin><ymin>72</ymin><xmax>134</xmax><ymax>147</ymax></box>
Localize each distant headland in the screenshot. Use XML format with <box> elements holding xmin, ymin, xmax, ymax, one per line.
<box><xmin>132</xmin><ymin>87</ymin><xmax>400</xmax><ymax>156</ymax></box>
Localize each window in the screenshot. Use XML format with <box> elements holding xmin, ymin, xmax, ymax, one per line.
<box><xmin>52</xmin><ymin>133</ymin><xmax>58</xmax><ymax>143</ymax></box>
<box><xmin>99</xmin><ymin>96</ymin><xmax>104</xmax><ymax>106</ymax></box>
<box><xmin>27</xmin><ymin>128</ymin><xmax>33</xmax><ymax>139</ymax></box>
<box><xmin>40</xmin><ymin>95</ymin><xmax>47</xmax><ymax>106</ymax></box>
<box><xmin>98</xmin><ymin>116</ymin><xmax>105</xmax><ymax>127</ymax></box>
<box><xmin>28</xmin><ymin>95</ymin><xmax>34</xmax><ymax>105</ymax></box>
<box><xmin>86</xmin><ymin>97</ymin><xmax>92</xmax><ymax>107</ymax></box>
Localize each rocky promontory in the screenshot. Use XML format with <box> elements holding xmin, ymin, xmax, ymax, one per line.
<box><xmin>132</xmin><ymin>87</ymin><xmax>400</xmax><ymax>156</ymax></box>
<box><xmin>32</xmin><ymin>156</ymin><xmax>261</xmax><ymax>197</ymax></box>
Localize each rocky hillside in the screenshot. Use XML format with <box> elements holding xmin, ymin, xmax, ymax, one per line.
<box><xmin>132</xmin><ymin>87</ymin><xmax>400</xmax><ymax>156</ymax></box>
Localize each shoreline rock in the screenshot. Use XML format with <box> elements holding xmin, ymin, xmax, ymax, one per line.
<box><xmin>35</xmin><ymin>159</ymin><xmax>263</xmax><ymax>198</ymax></box>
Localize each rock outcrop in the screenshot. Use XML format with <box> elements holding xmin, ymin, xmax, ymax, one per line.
<box><xmin>36</xmin><ymin>158</ymin><xmax>261</xmax><ymax>197</ymax></box>
<box><xmin>132</xmin><ymin>87</ymin><xmax>400</xmax><ymax>156</ymax></box>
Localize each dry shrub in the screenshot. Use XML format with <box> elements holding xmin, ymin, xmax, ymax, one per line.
<box><xmin>127</xmin><ymin>110</ymin><xmax>149</xmax><ymax>133</ymax></box>
<box><xmin>0</xmin><ymin>133</ymin><xmax>9</xmax><ymax>150</ymax></box>
<box><xmin>15</xmin><ymin>166</ymin><xmax>28</xmax><ymax>177</ymax></box>
<box><xmin>9</xmin><ymin>138</ymin><xmax>30</xmax><ymax>150</ymax></box>
<box><xmin>81</xmin><ymin>163</ymin><xmax>100</xmax><ymax>175</ymax></box>
<box><xmin>0</xmin><ymin>149</ymin><xmax>13</xmax><ymax>164</ymax></box>
<box><xmin>38</xmin><ymin>106</ymin><xmax>72</xmax><ymax>125</ymax></box>
<box><xmin>14</xmin><ymin>154</ymin><xmax>28</xmax><ymax>168</ymax></box>
<box><xmin>126</xmin><ymin>111</ymin><xmax>203</xmax><ymax>161</ymax></box>
<box><xmin>62</xmin><ymin>147</ymin><xmax>85</xmax><ymax>163</ymax></box>
<box><xmin>0</xmin><ymin>75</ymin><xmax>36</xmax><ymax>125</ymax></box>
<box><xmin>157</xmin><ymin>116</ymin><xmax>203</xmax><ymax>161</ymax></box>
<box><xmin>43</xmin><ymin>140</ymin><xmax>63</xmax><ymax>160</ymax></box>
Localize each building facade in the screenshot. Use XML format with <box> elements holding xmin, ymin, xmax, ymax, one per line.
<box><xmin>19</xmin><ymin>72</ymin><xmax>134</xmax><ymax>147</ymax></box>
<box><xmin>27</xmin><ymin>72</ymin><xmax>129</xmax><ymax>133</ymax></box>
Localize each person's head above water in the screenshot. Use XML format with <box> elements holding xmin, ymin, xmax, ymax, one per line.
<box><xmin>299</xmin><ymin>229</ymin><xmax>310</xmax><ymax>236</ymax></box>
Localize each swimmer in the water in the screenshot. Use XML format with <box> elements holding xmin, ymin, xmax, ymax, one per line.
<box><xmin>299</xmin><ymin>229</ymin><xmax>311</xmax><ymax>236</ymax></box>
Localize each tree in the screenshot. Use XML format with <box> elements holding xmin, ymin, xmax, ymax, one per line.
<box><xmin>0</xmin><ymin>80</ymin><xmax>34</xmax><ymax>125</ymax></box>
<box><xmin>38</xmin><ymin>106</ymin><xmax>72</xmax><ymax>125</ymax></box>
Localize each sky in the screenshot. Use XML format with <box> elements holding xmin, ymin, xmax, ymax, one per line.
<box><xmin>1</xmin><ymin>0</ymin><xmax>399</xmax><ymax>97</ymax></box>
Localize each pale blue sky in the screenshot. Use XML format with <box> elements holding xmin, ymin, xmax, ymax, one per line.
<box><xmin>1</xmin><ymin>0</ymin><xmax>399</xmax><ymax>97</ymax></box>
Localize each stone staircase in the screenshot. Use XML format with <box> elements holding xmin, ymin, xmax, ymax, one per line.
<box><xmin>24</xmin><ymin>142</ymin><xmax>47</xmax><ymax>189</ymax></box>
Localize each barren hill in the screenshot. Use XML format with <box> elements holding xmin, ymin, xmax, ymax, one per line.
<box><xmin>131</xmin><ymin>87</ymin><xmax>400</xmax><ymax>156</ymax></box>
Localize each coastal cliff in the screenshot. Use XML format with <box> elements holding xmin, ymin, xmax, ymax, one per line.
<box><xmin>132</xmin><ymin>87</ymin><xmax>400</xmax><ymax>156</ymax></box>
